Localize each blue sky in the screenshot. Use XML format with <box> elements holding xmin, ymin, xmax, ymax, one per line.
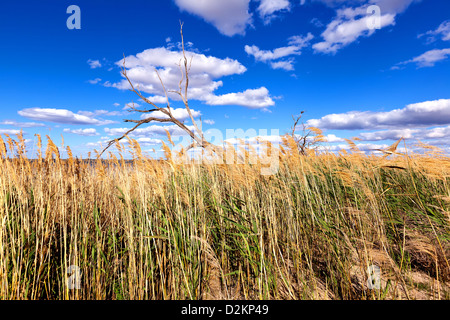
<box><xmin>1</xmin><ymin>0</ymin><xmax>450</xmax><ymax>158</ymax></box>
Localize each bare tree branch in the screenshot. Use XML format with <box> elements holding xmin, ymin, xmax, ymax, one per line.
<box><xmin>288</xmin><ymin>111</ymin><xmax>322</xmax><ymax>155</ymax></box>
<box><xmin>98</xmin><ymin>22</ymin><xmax>223</xmax><ymax>159</ymax></box>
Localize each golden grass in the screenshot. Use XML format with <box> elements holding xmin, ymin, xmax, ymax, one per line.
<box><xmin>0</xmin><ymin>133</ymin><xmax>449</xmax><ymax>300</ymax></box>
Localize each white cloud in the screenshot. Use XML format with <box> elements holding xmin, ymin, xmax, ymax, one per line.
<box><xmin>325</xmin><ymin>134</ymin><xmax>346</xmax><ymax>142</ymax></box>
<box><xmin>87</xmin><ymin>59</ymin><xmax>102</xmax><ymax>69</ymax></box>
<box><xmin>18</xmin><ymin>108</ymin><xmax>117</xmax><ymax>126</ymax></box>
<box><xmin>257</xmin><ymin>0</ymin><xmax>291</xmax><ymax>24</ymax></box>
<box><xmin>319</xmin><ymin>142</ymin><xmax>390</xmax><ymax>153</ymax></box>
<box><xmin>146</xmin><ymin>95</ymin><xmax>169</xmax><ymax>104</ymax></box>
<box><xmin>205</xmin><ymin>87</ymin><xmax>275</xmax><ymax>108</ymax></box>
<box><xmin>77</xmin><ymin>110</ymin><xmax>124</xmax><ymax>117</ymax></box>
<box><xmin>118</xmin><ymin>47</ymin><xmax>246</xmax><ymax>78</ymax></box>
<box><xmin>288</xmin><ymin>33</ymin><xmax>315</xmax><ymax>47</ymax></box>
<box><xmin>104</xmin><ymin>124</ymin><xmax>196</xmax><ymax>137</ymax></box>
<box><xmin>307</xmin><ymin>99</ymin><xmax>450</xmax><ymax>130</ymax></box>
<box><xmin>140</xmin><ymin>107</ymin><xmax>202</xmax><ymax>122</ymax></box>
<box><xmin>0</xmin><ymin>120</ymin><xmax>46</xmax><ymax>128</ymax></box>
<box><xmin>245</xmin><ymin>33</ymin><xmax>313</xmax><ymax>70</ymax></box>
<box><xmin>87</xmin><ymin>78</ymin><xmax>102</xmax><ymax>84</ymax></box>
<box><xmin>85</xmin><ymin>142</ymin><xmax>102</xmax><ymax>148</ymax></box>
<box><xmin>371</xmin><ymin>0</ymin><xmax>420</xmax><ymax>15</ymax></box>
<box><xmin>358</xmin><ymin>128</ymin><xmax>418</xmax><ymax>141</ymax></box>
<box><xmin>92</xmin><ymin>110</ymin><xmax>124</xmax><ymax>117</ymax></box>
<box><xmin>224</xmin><ymin>134</ymin><xmax>283</xmax><ymax>146</ymax></box>
<box><xmin>312</xmin><ymin>0</ymin><xmax>366</xmax><ymax>7</ymax></box>
<box><xmin>397</xmin><ymin>48</ymin><xmax>450</xmax><ymax>68</ymax></box>
<box><xmin>123</xmin><ymin>102</ymin><xmax>141</xmax><ymax>111</ymax></box>
<box><xmin>419</xmin><ymin>20</ymin><xmax>450</xmax><ymax>43</ymax></box>
<box><xmin>311</xmin><ymin>17</ymin><xmax>324</xmax><ymax>28</ymax></box>
<box><xmin>174</xmin><ymin>0</ymin><xmax>252</xmax><ymax>36</ymax></box>
<box><xmin>63</xmin><ymin>128</ymin><xmax>99</xmax><ymax>136</ymax></box>
<box><xmin>203</xmin><ymin>119</ymin><xmax>215</xmax><ymax>125</ymax></box>
<box><xmin>134</xmin><ymin>137</ymin><xmax>162</xmax><ymax>146</ymax></box>
<box><xmin>422</xmin><ymin>126</ymin><xmax>450</xmax><ymax>140</ymax></box>
<box><xmin>111</xmin><ymin>46</ymin><xmax>274</xmax><ymax>109</ymax></box>
<box><xmin>326</xmin><ymin>125</ymin><xmax>450</xmax><ymax>147</ymax></box>
<box><xmin>312</xmin><ymin>0</ymin><xmax>419</xmax><ymax>54</ymax></box>
<box><xmin>86</xmin><ymin>136</ymin><xmax>162</xmax><ymax>149</ymax></box>
<box><xmin>313</xmin><ymin>0</ymin><xmax>418</xmax><ymax>12</ymax></box>
<box><xmin>246</xmin><ymin>33</ymin><xmax>313</xmax><ymax>62</ymax></box>
<box><xmin>313</xmin><ymin>8</ymin><xmax>395</xmax><ymax>54</ymax></box>
<box><xmin>245</xmin><ymin>44</ymin><xmax>302</xmax><ymax>62</ymax></box>
<box><xmin>269</xmin><ymin>59</ymin><xmax>296</xmax><ymax>71</ymax></box>
<box><xmin>0</xmin><ymin>129</ymin><xmax>22</xmax><ymax>135</ymax></box>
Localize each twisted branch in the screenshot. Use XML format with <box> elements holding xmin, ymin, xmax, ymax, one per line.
<box><xmin>99</xmin><ymin>22</ymin><xmax>222</xmax><ymax>159</ymax></box>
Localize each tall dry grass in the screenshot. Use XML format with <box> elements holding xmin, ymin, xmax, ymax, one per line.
<box><xmin>0</xmin><ymin>133</ymin><xmax>449</xmax><ymax>299</ymax></box>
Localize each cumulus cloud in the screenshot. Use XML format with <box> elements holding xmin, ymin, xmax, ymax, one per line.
<box><xmin>269</xmin><ymin>59</ymin><xmax>296</xmax><ymax>71</ymax></box>
<box><xmin>174</xmin><ymin>0</ymin><xmax>252</xmax><ymax>36</ymax></box>
<box><xmin>141</xmin><ymin>107</ymin><xmax>202</xmax><ymax>122</ymax></box>
<box><xmin>221</xmin><ymin>133</ymin><xmax>363</xmax><ymax>155</ymax></box>
<box><xmin>118</xmin><ymin>47</ymin><xmax>246</xmax><ymax>79</ymax></box>
<box><xmin>358</xmin><ymin>128</ymin><xmax>418</xmax><ymax>141</ymax></box>
<box><xmin>256</xmin><ymin>0</ymin><xmax>291</xmax><ymax>24</ymax></box>
<box><xmin>245</xmin><ymin>33</ymin><xmax>313</xmax><ymax>62</ymax></box>
<box><xmin>396</xmin><ymin>48</ymin><xmax>450</xmax><ymax>68</ymax></box>
<box><xmin>123</xmin><ymin>102</ymin><xmax>141</xmax><ymax>111</ymax></box>
<box><xmin>313</xmin><ymin>0</ymin><xmax>418</xmax><ymax>12</ymax></box>
<box><xmin>18</xmin><ymin>108</ymin><xmax>117</xmax><ymax>126</ymax></box>
<box><xmin>324</xmin><ymin>134</ymin><xmax>346</xmax><ymax>142</ymax></box>
<box><xmin>63</xmin><ymin>128</ymin><xmax>99</xmax><ymax>136</ymax></box>
<box><xmin>312</xmin><ymin>0</ymin><xmax>419</xmax><ymax>54</ymax></box>
<box><xmin>313</xmin><ymin>8</ymin><xmax>395</xmax><ymax>53</ymax></box>
<box><xmin>245</xmin><ymin>33</ymin><xmax>313</xmax><ymax>70</ymax></box>
<box><xmin>0</xmin><ymin>129</ymin><xmax>22</xmax><ymax>135</ymax></box>
<box><xmin>87</xmin><ymin>59</ymin><xmax>102</xmax><ymax>69</ymax></box>
<box><xmin>351</xmin><ymin>126</ymin><xmax>450</xmax><ymax>147</ymax></box>
<box><xmin>318</xmin><ymin>142</ymin><xmax>390</xmax><ymax>153</ymax></box>
<box><xmin>422</xmin><ymin>126</ymin><xmax>450</xmax><ymax>139</ymax></box>
<box><xmin>0</xmin><ymin>120</ymin><xmax>46</xmax><ymax>128</ymax></box>
<box><xmin>245</xmin><ymin>44</ymin><xmax>302</xmax><ymax>62</ymax></box>
<box><xmin>418</xmin><ymin>20</ymin><xmax>450</xmax><ymax>43</ymax></box>
<box><xmin>306</xmin><ymin>99</ymin><xmax>450</xmax><ymax>130</ymax></box>
<box><xmin>110</xmin><ymin>46</ymin><xmax>274</xmax><ymax>109</ymax></box>
<box><xmin>86</xmin><ymin>136</ymin><xmax>162</xmax><ymax>149</ymax></box>
<box><xmin>205</xmin><ymin>87</ymin><xmax>275</xmax><ymax>108</ymax></box>
<box><xmin>311</xmin><ymin>17</ymin><xmax>325</xmax><ymax>28</ymax></box>
<box><xmin>133</xmin><ymin>137</ymin><xmax>163</xmax><ymax>146</ymax></box>
<box><xmin>371</xmin><ymin>0</ymin><xmax>418</xmax><ymax>14</ymax></box>
<box><xmin>311</xmin><ymin>0</ymin><xmax>366</xmax><ymax>7</ymax></box>
<box><xmin>77</xmin><ymin>110</ymin><xmax>124</xmax><ymax>117</ymax></box>
<box><xmin>224</xmin><ymin>136</ymin><xmax>282</xmax><ymax>146</ymax></box>
<box><xmin>203</xmin><ymin>119</ymin><xmax>215</xmax><ymax>125</ymax></box>
<box><xmin>87</xmin><ymin>78</ymin><xmax>102</xmax><ymax>84</ymax></box>
<box><xmin>305</xmin><ymin>98</ymin><xmax>450</xmax><ymax>148</ymax></box>
<box><xmin>146</xmin><ymin>95</ymin><xmax>169</xmax><ymax>104</ymax></box>
<box><xmin>104</xmin><ymin>124</ymin><xmax>196</xmax><ymax>137</ymax></box>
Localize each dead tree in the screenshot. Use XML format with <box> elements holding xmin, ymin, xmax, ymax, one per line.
<box><xmin>289</xmin><ymin>111</ymin><xmax>309</xmax><ymax>155</ymax></box>
<box><xmin>100</xmin><ymin>23</ymin><xmax>222</xmax><ymax>159</ymax></box>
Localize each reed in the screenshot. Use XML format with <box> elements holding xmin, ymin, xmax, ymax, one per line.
<box><xmin>0</xmin><ymin>133</ymin><xmax>449</xmax><ymax>299</ymax></box>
